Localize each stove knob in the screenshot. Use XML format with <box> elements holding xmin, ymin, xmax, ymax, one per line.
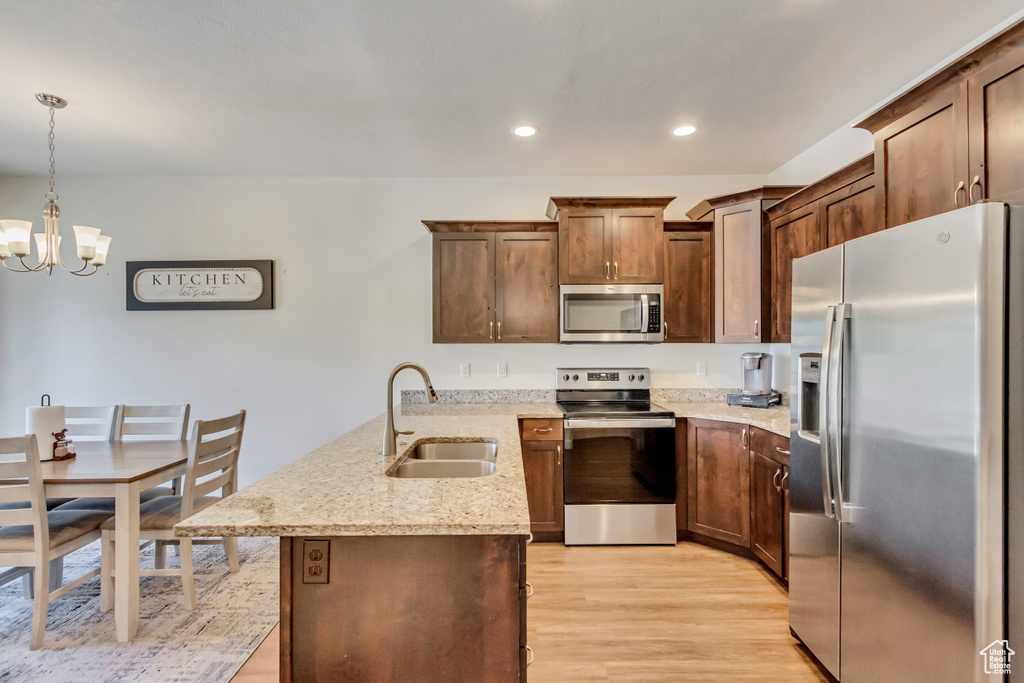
<box><xmin>638</xmin><ymin>374</ymin><xmax>645</xmax><ymax>381</ymax></box>
<box><xmin>628</xmin><ymin>374</ymin><xmax>635</xmax><ymax>381</ymax></box>
<box><xmin>572</xmin><ymin>374</ymin><xmax>579</xmax><ymax>381</ymax></box>
<box><xmin>562</xmin><ymin>374</ymin><xmax>569</xmax><ymax>382</ymax></box>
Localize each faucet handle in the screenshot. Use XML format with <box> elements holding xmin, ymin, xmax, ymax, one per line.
<box><xmin>397</xmin><ymin>430</ymin><xmax>414</xmax><ymax>436</ymax></box>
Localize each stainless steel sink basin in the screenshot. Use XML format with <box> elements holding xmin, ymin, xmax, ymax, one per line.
<box><xmin>387</xmin><ymin>439</ymin><xmax>499</xmax><ymax>478</ymax></box>
<box><xmin>390</xmin><ymin>459</ymin><xmax>497</xmax><ymax>478</ymax></box>
<box><xmin>409</xmin><ymin>440</ymin><xmax>498</xmax><ymax>463</ymax></box>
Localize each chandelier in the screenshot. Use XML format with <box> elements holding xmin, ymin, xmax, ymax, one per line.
<box><xmin>0</xmin><ymin>94</ymin><xmax>111</xmax><ymax>276</ymax></box>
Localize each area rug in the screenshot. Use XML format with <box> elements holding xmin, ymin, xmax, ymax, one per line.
<box><xmin>0</xmin><ymin>537</ymin><xmax>279</xmax><ymax>683</ymax></box>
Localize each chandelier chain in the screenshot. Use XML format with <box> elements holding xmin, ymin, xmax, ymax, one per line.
<box><xmin>46</xmin><ymin>104</ymin><xmax>58</xmax><ymax>201</ymax></box>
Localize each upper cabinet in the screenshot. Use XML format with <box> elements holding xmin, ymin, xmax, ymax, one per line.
<box><xmin>764</xmin><ymin>155</ymin><xmax>878</xmax><ymax>342</ymax></box>
<box><xmin>427</xmin><ymin>222</ymin><xmax>558</xmax><ymax>343</ymax></box>
<box><xmin>549</xmin><ymin>197</ymin><xmax>674</xmax><ymax>284</ymax></box>
<box><xmin>687</xmin><ymin>187</ymin><xmax>801</xmax><ymax>344</ymax></box>
<box><xmin>857</xmin><ymin>20</ymin><xmax>1024</xmax><ymax>228</ymax></box>
<box><xmin>663</xmin><ymin>222</ymin><xmax>713</xmax><ymax>343</ymax></box>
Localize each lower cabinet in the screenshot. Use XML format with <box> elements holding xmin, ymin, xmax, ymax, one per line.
<box><xmin>748</xmin><ymin>426</ymin><xmax>791</xmax><ymax>580</ymax></box>
<box><xmin>686</xmin><ymin>419</ymin><xmax>751</xmax><ymax>546</ymax></box>
<box><xmin>520</xmin><ymin>418</ymin><xmax>564</xmax><ymax>541</ymax></box>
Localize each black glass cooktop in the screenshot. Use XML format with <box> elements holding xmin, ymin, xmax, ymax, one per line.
<box><xmin>557</xmin><ymin>401</ymin><xmax>675</xmax><ymax>420</ymax></box>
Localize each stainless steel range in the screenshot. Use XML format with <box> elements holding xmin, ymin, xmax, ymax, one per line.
<box><xmin>556</xmin><ymin>368</ymin><xmax>676</xmax><ymax>545</ymax></box>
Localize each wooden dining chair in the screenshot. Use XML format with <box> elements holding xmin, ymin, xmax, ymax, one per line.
<box><xmin>0</xmin><ymin>435</ymin><xmax>113</xmax><ymax>649</ymax></box>
<box><xmin>65</xmin><ymin>405</ymin><xmax>118</xmax><ymax>442</ymax></box>
<box><xmin>99</xmin><ymin>410</ymin><xmax>245</xmax><ymax>612</ymax></box>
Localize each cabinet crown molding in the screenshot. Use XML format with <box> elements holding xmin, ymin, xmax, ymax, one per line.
<box><xmin>422</xmin><ymin>220</ymin><xmax>557</xmax><ymax>233</ymax></box>
<box><xmin>764</xmin><ymin>155</ymin><xmax>873</xmax><ymax>220</ymax></box>
<box><xmin>546</xmin><ymin>196</ymin><xmax>675</xmax><ymax>220</ymax></box>
<box><xmin>685</xmin><ymin>186</ymin><xmax>803</xmax><ymax>221</ymax></box>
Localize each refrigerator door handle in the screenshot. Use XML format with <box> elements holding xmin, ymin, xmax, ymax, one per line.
<box><xmin>819</xmin><ymin>305</ymin><xmax>837</xmax><ymax>519</ymax></box>
<box><xmin>829</xmin><ymin>303</ymin><xmax>851</xmax><ymax>524</ymax></box>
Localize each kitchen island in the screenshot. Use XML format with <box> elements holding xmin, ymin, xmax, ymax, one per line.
<box><xmin>175</xmin><ymin>404</ymin><xmax>557</xmax><ymax>682</ymax></box>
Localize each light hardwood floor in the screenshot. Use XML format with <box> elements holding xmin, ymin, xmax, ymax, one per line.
<box><xmin>231</xmin><ymin>541</ymin><xmax>828</xmax><ymax>682</ymax></box>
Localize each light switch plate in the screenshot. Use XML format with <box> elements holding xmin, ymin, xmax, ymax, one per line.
<box><xmin>460</xmin><ymin>362</ymin><xmax>470</xmax><ymax>378</ymax></box>
<box><xmin>497</xmin><ymin>362</ymin><xmax>507</xmax><ymax>378</ymax></box>
<box><xmin>302</xmin><ymin>539</ymin><xmax>329</xmax><ymax>584</ymax></box>
<box><xmin>696</xmin><ymin>362</ymin><xmax>707</xmax><ymax>376</ymax></box>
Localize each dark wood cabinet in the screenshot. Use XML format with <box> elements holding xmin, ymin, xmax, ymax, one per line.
<box><xmin>675</xmin><ymin>418</ymin><xmax>688</xmax><ymax>537</ymax></box>
<box><xmin>520</xmin><ymin>418</ymin><xmax>563</xmax><ymax>540</ymax></box>
<box><xmin>748</xmin><ymin>427</ymin><xmax>791</xmax><ymax>581</ymax></box>
<box><xmin>551</xmin><ymin>197</ymin><xmax>673</xmax><ymax>284</ymax></box>
<box><xmin>432</xmin><ymin>231</ymin><xmax>557</xmax><ymax>343</ymax></box>
<box><xmin>765</xmin><ymin>156</ymin><xmax>878</xmax><ymax>343</ymax></box>
<box><xmin>686</xmin><ymin>419</ymin><xmax>750</xmax><ymax>546</ymax></box>
<box><xmin>432</xmin><ymin>233</ymin><xmax>495</xmax><ymax>343</ymax></box>
<box><xmin>663</xmin><ymin>223</ymin><xmax>713</xmax><ymax>343</ymax></box>
<box><xmin>968</xmin><ymin>48</ymin><xmax>1024</xmax><ymax>204</ymax></box>
<box><xmin>495</xmin><ymin>232</ymin><xmax>559</xmax><ymax>342</ymax></box>
<box><xmin>714</xmin><ymin>200</ymin><xmax>764</xmax><ymax>343</ymax></box>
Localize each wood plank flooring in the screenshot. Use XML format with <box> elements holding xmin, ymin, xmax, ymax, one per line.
<box><xmin>231</xmin><ymin>541</ymin><xmax>828</xmax><ymax>682</ymax></box>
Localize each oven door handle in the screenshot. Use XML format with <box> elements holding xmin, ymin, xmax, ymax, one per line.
<box><xmin>564</xmin><ymin>418</ymin><xmax>676</xmax><ymax>430</ymax></box>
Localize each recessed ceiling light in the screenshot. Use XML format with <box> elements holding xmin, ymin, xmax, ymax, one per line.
<box><xmin>672</xmin><ymin>125</ymin><xmax>697</xmax><ymax>137</ymax></box>
<box><xmin>512</xmin><ymin>125</ymin><xmax>538</xmax><ymax>137</ymax></box>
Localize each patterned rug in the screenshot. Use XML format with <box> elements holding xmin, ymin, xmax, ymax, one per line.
<box><xmin>0</xmin><ymin>537</ymin><xmax>279</xmax><ymax>683</ymax></box>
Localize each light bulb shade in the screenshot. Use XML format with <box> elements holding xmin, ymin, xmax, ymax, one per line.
<box><xmin>0</xmin><ymin>220</ymin><xmax>33</xmax><ymax>256</ymax></box>
<box><xmin>34</xmin><ymin>233</ymin><xmax>61</xmax><ymax>262</ymax></box>
<box><xmin>73</xmin><ymin>225</ymin><xmax>101</xmax><ymax>260</ymax></box>
<box><xmin>93</xmin><ymin>235</ymin><xmax>112</xmax><ymax>266</ymax></box>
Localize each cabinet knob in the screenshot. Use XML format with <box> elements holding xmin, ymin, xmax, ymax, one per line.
<box><xmin>954</xmin><ymin>180</ymin><xmax>967</xmax><ymax>208</ymax></box>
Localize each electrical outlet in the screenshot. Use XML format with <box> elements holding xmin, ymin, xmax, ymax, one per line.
<box><xmin>497</xmin><ymin>362</ymin><xmax>508</xmax><ymax>378</ymax></box>
<box><xmin>460</xmin><ymin>362</ymin><xmax>470</xmax><ymax>378</ymax></box>
<box><xmin>696</xmin><ymin>362</ymin><xmax>707</xmax><ymax>376</ymax></box>
<box><xmin>302</xmin><ymin>540</ymin><xmax>329</xmax><ymax>584</ymax></box>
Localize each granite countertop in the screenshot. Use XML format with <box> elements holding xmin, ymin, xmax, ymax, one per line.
<box><xmin>174</xmin><ymin>408</ymin><xmax>536</xmax><ymax>539</ymax></box>
<box><xmin>174</xmin><ymin>397</ymin><xmax>789</xmax><ymax>539</ymax></box>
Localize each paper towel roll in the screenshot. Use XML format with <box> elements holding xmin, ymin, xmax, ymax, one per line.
<box><xmin>26</xmin><ymin>405</ymin><xmax>65</xmax><ymax>462</ymax></box>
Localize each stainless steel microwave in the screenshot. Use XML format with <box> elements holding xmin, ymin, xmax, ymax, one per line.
<box><xmin>559</xmin><ymin>284</ymin><xmax>664</xmax><ymax>343</ymax></box>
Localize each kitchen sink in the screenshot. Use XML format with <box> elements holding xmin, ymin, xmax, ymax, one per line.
<box><xmin>387</xmin><ymin>439</ymin><xmax>498</xmax><ymax>478</ymax></box>
<box><xmin>408</xmin><ymin>440</ymin><xmax>498</xmax><ymax>463</ymax></box>
<box><xmin>390</xmin><ymin>459</ymin><xmax>497</xmax><ymax>478</ymax></box>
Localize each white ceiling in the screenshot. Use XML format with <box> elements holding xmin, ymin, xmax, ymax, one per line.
<box><xmin>0</xmin><ymin>0</ymin><xmax>1021</xmax><ymax>177</ymax></box>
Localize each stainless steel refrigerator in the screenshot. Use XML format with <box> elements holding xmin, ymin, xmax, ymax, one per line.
<box><xmin>788</xmin><ymin>203</ymin><xmax>1024</xmax><ymax>682</ymax></box>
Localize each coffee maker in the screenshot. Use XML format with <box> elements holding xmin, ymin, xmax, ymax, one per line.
<box><xmin>727</xmin><ymin>352</ymin><xmax>782</xmax><ymax>408</ymax></box>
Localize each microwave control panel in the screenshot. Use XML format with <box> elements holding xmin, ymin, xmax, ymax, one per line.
<box><xmin>647</xmin><ymin>301</ymin><xmax>661</xmax><ymax>332</ymax></box>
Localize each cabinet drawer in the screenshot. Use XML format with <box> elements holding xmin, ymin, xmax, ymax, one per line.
<box><xmin>749</xmin><ymin>426</ymin><xmax>790</xmax><ymax>466</ymax></box>
<box><xmin>521</xmin><ymin>418</ymin><xmax>563</xmax><ymax>441</ymax></box>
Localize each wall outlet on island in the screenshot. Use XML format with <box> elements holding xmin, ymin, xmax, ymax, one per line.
<box><xmin>497</xmin><ymin>362</ymin><xmax>507</xmax><ymax>378</ymax></box>
<box><xmin>696</xmin><ymin>361</ymin><xmax>707</xmax><ymax>376</ymax></box>
<box><xmin>460</xmin><ymin>362</ymin><xmax>470</xmax><ymax>378</ymax></box>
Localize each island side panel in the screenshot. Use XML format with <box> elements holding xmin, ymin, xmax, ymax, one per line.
<box><xmin>283</xmin><ymin>535</ymin><xmax>524</xmax><ymax>682</ymax></box>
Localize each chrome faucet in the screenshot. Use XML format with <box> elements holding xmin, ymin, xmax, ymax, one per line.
<box><xmin>382</xmin><ymin>362</ymin><xmax>439</xmax><ymax>456</ymax></box>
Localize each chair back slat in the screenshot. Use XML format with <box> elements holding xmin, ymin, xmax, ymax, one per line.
<box><xmin>0</xmin><ymin>460</ymin><xmax>29</xmax><ymax>479</ymax></box>
<box><xmin>0</xmin><ymin>483</ymin><xmax>32</xmax><ymax>504</ymax></box>
<box><xmin>192</xmin><ymin>470</ymin><xmax>233</xmax><ymax>500</ymax></box>
<box><xmin>0</xmin><ymin>507</ymin><xmax>35</xmax><ymax>526</ymax></box>
<box><xmin>181</xmin><ymin>411</ymin><xmax>245</xmax><ymax>517</ymax></box>
<box><xmin>114</xmin><ymin>404</ymin><xmax>190</xmax><ymax>441</ymax></box>
<box><xmin>65</xmin><ymin>405</ymin><xmax>117</xmax><ymax>442</ymax></box>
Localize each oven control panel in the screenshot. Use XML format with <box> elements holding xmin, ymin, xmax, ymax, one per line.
<box><xmin>557</xmin><ymin>368</ymin><xmax>650</xmax><ymax>390</ymax></box>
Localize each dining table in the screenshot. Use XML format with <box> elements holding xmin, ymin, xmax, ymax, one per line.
<box><xmin>41</xmin><ymin>439</ymin><xmax>190</xmax><ymax>642</ymax></box>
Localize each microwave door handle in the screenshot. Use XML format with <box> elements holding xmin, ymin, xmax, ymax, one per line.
<box><xmin>640</xmin><ymin>294</ymin><xmax>649</xmax><ymax>334</ymax></box>
<box><xmin>819</xmin><ymin>305</ymin><xmax>836</xmax><ymax>519</ymax></box>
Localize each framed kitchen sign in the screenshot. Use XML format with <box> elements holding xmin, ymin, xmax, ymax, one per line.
<box><xmin>126</xmin><ymin>260</ymin><xmax>274</xmax><ymax>310</ymax></box>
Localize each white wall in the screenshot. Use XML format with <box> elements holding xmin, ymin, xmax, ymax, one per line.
<box><xmin>0</xmin><ymin>173</ymin><xmax>776</xmax><ymax>486</ymax></box>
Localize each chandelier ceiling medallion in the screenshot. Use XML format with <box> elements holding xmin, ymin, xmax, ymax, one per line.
<box><xmin>0</xmin><ymin>93</ymin><xmax>111</xmax><ymax>276</ymax></box>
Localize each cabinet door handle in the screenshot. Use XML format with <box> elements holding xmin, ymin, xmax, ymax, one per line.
<box><xmin>753</xmin><ymin>320</ymin><xmax>759</xmax><ymax>339</ymax></box>
<box><xmin>605</xmin><ymin>261</ymin><xmax>610</xmax><ymax>279</ymax></box>
<box><xmin>954</xmin><ymin>180</ymin><xmax>967</xmax><ymax>208</ymax></box>
<box><xmin>556</xmin><ymin>443</ymin><xmax>561</xmax><ymax>465</ymax></box>
<box><xmin>970</xmin><ymin>175</ymin><xmax>983</xmax><ymax>203</ymax></box>
<box><xmin>775</xmin><ymin>446</ymin><xmax>790</xmax><ymax>456</ymax></box>
<box><xmin>781</xmin><ymin>471</ymin><xmax>789</xmax><ymax>491</ymax></box>
<box><xmin>497</xmin><ymin>321</ymin><xmax>501</xmax><ymax>340</ymax></box>
<box><xmin>526</xmin><ymin>645</ymin><xmax>534</xmax><ymax>666</ymax></box>
<box><xmin>742</xmin><ymin>428</ymin><xmax>748</xmax><ymax>448</ymax></box>
<box><xmin>533</xmin><ymin>427</ymin><xmax>552</xmax><ymax>433</ymax></box>
<box><xmin>489</xmin><ymin>321</ymin><xmax>494</xmax><ymax>339</ymax></box>
<box><xmin>614</xmin><ymin>261</ymin><xmax>618</xmax><ymax>279</ymax></box>
<box><xmin>773</xmin><ymin>468</ymin><xmax>783</xmax><ymax>492</ymax></box>
<box><xmin>525</xmin><ymin>581</ymin><xmax>534</xmax><ymax>598</ymax></box>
